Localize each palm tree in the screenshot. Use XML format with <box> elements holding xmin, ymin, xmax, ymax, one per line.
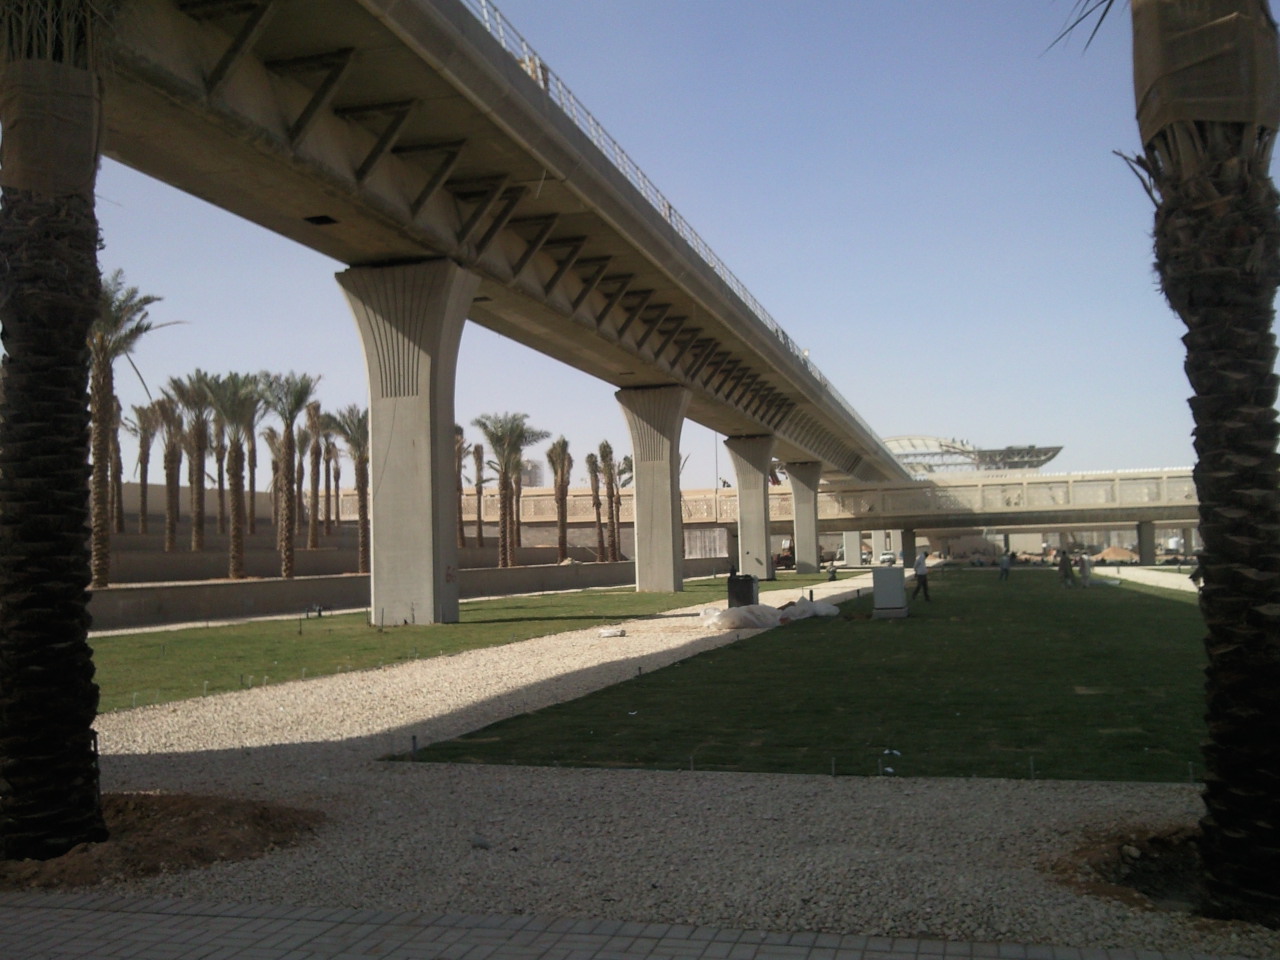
<box><xmin>325</xmin><ymin>432</ymin><xmax>342</xmax><ymax>530</ymax></box>
<box><xmin>586</xmin><ymin>452</ymin><xmax>605</xmax><ymax>561</ymax></box>
<box><xmin>0</xmin><ymin>0</ymin><xmax>117</xmax><ymax>860</ymax></box>
<box><xmin>1070</xmin><ymin>0</ymin><xmax>1280</xmax><ymax>924</ymax></box>
<box><xmin>322</xmin><ymin>430</ymin><xmax>338</xmax><ymax>536</ymax></box>
<box><xmin>87</xmin><ymin>268</ymin><xmax>164</xmax><ymax>587</ymax></box>
<box><xmin>616</xmin><ymin>453</ymin><xmax>633</xmax><ymax>557</ymax></box>
<box><xmin>166</xmin><ymin>371</ymin><xmax>213</xmax><ymax>552</ymax></box>
<box><xmin>305</xmin><ymin>401</ymin><xmax>322</xmax><ymax>549</ymax></box>
<box><xmin>205</xmin><ymin>373</ymin><xmax>259</xmax><ymax>579</ymax></box>
<box><xmin>472</xmin><ymin>442</ymin><xmax>486</xmax><ymax>547</ymax></box>
<box><xmin>330</xmin><ymin>404</ymin><xmax>369</xmax><ymax>573</ymax></box>
<box><xmin>155</xmin><ymin>396</ymin><xmax>184</xmax><ymax>553</ymax></box>
<box><xmin>261</xmin><ymin>373</ymin><xmax>319</xmax><ymax>579</ymax></box>
<box><xmin>546</xmin><ymin>437</ymin><xmax>573</xmax><ymax>562</ymax></box>
<box><xmin>244</xmin><ymin>375</ymin><xmax>266</xmax><ymax>536</ymax></box>
<box><xmin>260</xmin><ymin>424</ymin><xmax>283</xmax><ymax>536</ymax></box>
<box><xmin>599</xmin><ymin>440</ymin><xmax>619</xmax><ymax>562</ymax></box>
<box><xmin>473</xmin><ymin>413</ymin><xmax>548</xmax><ymax>567</ymax></box>
<box><xmin>109</xmin><ymin>396</ymin><xmax>124</xmax><ymax>534</ymax></box>
<box><xmin>211</xmin><ymin>408</ymin><xmax>227</xmax><ymax>536</ymax></box>
<box><xmin>455</xmin><ymin>425</ymin><xmax>470</xmax><ymax>548</ymax></box>
<box><xmin>294</xmin><ymin>423</ymin><xmax>309</xmax><ymax>543</ymax></box>
<box><xmin>125</xmin><ymin>401</ymin><xmax>162</xmax><ymax>534</ymax></box>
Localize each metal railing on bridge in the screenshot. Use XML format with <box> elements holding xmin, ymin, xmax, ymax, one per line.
<box><xmin>459</xmin><ymin>0</ymin><xmax>881</xmax><ymax>445</ymax></box>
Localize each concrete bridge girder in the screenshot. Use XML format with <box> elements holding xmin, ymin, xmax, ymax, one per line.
<box><xmin>102</xmin><ymin>0</ymin><xmax>905</xmax><ymax>483</ymax></box>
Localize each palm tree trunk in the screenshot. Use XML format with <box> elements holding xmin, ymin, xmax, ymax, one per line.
<box><xmin>88</xmin><ymin>361</ymin><xmax>111</xmax><ymax>587</ymax></box>
<box><xmin>227</xmin><ymin>443</ymin><xmax>245</xmax><ymax>579</ymax></box>
<box><xmin>555</xmin><ymin>478</ymin><xmax>568</xmax><ymax>562</ymax></box>
<box><xmin>307</xmin><ymin>435</ymin><xmax>320</xmax><ymax>550</ymax></box>
<box><xmin>473</xmin><ymin>445</ymin><xmax>485</xmax><ymax>548</ymax></box>
<box><xmin>164</xmin><ymin>444</ymin><xmax>180</xmax><ymax>553</ymax></box>
<box><xmin>110</xmin><ymin>410</ymin><xmax>124</xmax><ymax>535</ymax></box>
<box><xmin>332</xmin><ymin>461</ymin><xmax>341</xmax><ymax>527</ymax></box>
<box><xmin>280</xmin><ymin>433</ymin><xmax>296</xmax><ymax>579</ymax></box>
<box><xmin>324</xmin><ymin>451</ymin><xmax>332</xmax><ymax>537</ymax></box>
<box><xmin>497</xmin><ymin>469</ymin><xmax>511</xmax><ymax>568</ymax></box>
<box><xmin>189</xmin><ymin>435</ymin><xmax>206</xmax><ymax>552</ymax></box>
<box><xmin>247</xmin><ymin>434</ymin><xmax>257</xmax><ymax>536</ymax></box>
<box><xmin>355</xmin><ymin>455</ymin><xmax>370</xmax><ymax>574</ymax></box>
<box><xmin>294</xmin><ymin>443</ymin><xmax>304</xmax><ymax>542</ymax></box>
<box><xmin>1144</xmin><ymin>118</ymin><xmax>1280</xmax><ymax>925</ymax></box>
<box><xmin>594</xmin><ymin>500</ymin><xmax>605</xmax><ymax>561</ymax></box>
<box><xmin>137</xmin><ymin>454</ymin><xmax>149</xmax><ymax>534</ymax></box>
<box><xmin>513</xmin><ymin>471</ymin><xmax>523</xmax><ymax>550</ymax></box>
<box><xmin>0</xmin><ymin>41</ymin><xmax>109</xmax><ymax>855</ymax></box>
<box><xmin>215</xmin><ymin>439</ymin><xmax>226</xmax><ymax>536</ymax></box>
<box><xmin>605</xmin><ymin>480</ymin><xmax>618</xmax><ymax>562</ymax></box>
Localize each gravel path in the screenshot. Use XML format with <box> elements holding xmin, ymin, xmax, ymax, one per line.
<box><xmin>93</xmin><ymin>579</ymin><xmax>1280</xmax><ymax>959</ymax></box>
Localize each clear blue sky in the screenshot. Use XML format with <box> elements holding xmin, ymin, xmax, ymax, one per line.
<box><xmin>97</xmin><ymin>1</ymin><xmax>1198</xmax><ymax>489</ymax></box>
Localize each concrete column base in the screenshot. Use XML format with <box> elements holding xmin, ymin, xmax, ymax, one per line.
<box><xmin>617</xmin><ymin>385</ymin><xmax>690</xmax><ymax>592</ymax></box>
<box><xmin>338</xmin><ymin>259</ymin><xmax>479</xmax><ymax>625</ymax></box>
<box><xmin>725</xmin><ymin>435</ymin><xmax>775</xmax><ymax>580</ymax></box>
<box><xmin>786</xmin><ymin>461</ymin><xmax>822</xmax><ymax>573</ymax></box>
<box><xmin>1137</xmin><ymin>520</ymin><xmax>1157</xmax><ymax>566</ymax></box>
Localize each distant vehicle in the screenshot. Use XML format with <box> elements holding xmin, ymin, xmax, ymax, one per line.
<box><xmin>879</xmin><ymin>551</ymin><xmax>897</xmax><ymax>565</ymax></box>
<box><xmin>860</xmin><ymin>551</ymin><xmax>872</xmax><ymax>564</ymax></box>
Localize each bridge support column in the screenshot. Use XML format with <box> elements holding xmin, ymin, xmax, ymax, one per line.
<box><xmin>725</xmin><ymin>435</ymin><xmax>775</xmax><ymax>580</ymax></box>
<box><xmin>843</xmin><ymin>532</ymin><xmax>861</xmax><ymax>565</ymax></box>
<box><xmin>1136</xmin><ymin>520</ymin><xmax>1157</xmax><ymax>566</ymax></box>
<box><xmin>786</xmin><ymin>461</ymin><xmax>822</xmax><ymax>574</ymax></box>
<box><xmin>1181</xmin><ymin>526</ymin><xmax>1196</xmax><ymax>556</ymax></box>
<box><xmin>617</xmin><ymin>385</ymin><xmax>690</xmax><ymax>592</ymax></box>
<box><xmin>338</xmin><ymin>260</ymin><xmax>479</xmax><ymax>625</ymax></box>
<box><xmin>902</xmin><ymin>529</ymin><xmax>918</xmax><ymax>567</ymax></box>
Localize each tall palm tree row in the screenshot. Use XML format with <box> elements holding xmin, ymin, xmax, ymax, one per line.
<box><xmin>0</xmin><ymin>0</ymin><xmax>117</xmax><ymax>860</ymax></box>
<box><xmin>455</xmin><ymin>425</ymin><xmax>470</xmax><ymax>549</ymax></box>
<box><xmin>546</xmin><ymin>437</ymin><xmax>573</xmax><ymax>563</ymax></box>
<box><xmin>322</xmin><ymin>429</ymin><xmax>337</xmax><ymax>536</ymax></box>
<box><xmin>585</xmin><ymin>452</ymin><xmax>606</xmax><ymax>561</ymax></box>
<box><xmin>205</xmin><ymin>373</ymin><xmax>260</xmax><ymax>579</ymax></box>
<box><xmin>473</xmin><ymin>412</ymin><xmax>548</xmax><ymax>567</ymax></box>
<box><xmin>294</xmin><ymin>423</ymin><xmax>309</xmax><ymax>542</ymax></box>
<box><xmin>156</xmin><ymin>395</ymin><xmax>184</xmax><ymax>553</ymax></box>
<box><xmin>472</xmin><ymin>441</ymin><xmax>486</xmax><ymax>548</ymax></box>
<box><xmin>125</xmin><ymin>401</ymin><xmax>162</xmax><ymax>534</ymax></box>
<box><xmin>211</xmin><ymin>409</ymin><xmax>227</xmax><ymax>536</ymax></box>
<box><xmin>260</xmin><ymin>424</ymin><xmax>283</xmax><ymax>534</ymax></box>
<box><xmin>261</xmin><ymin>372</ymin><xmax>319</xmax><ymax>579</ymax></box>
<box><xmin>87</xmin><ymin>268</ymin><xmax>164</xmax><ymax>587</ymax></box>
<box><xmin>109</xmin><ymin>396</ymin><xmax>124</xmax><ymax>533</ymax></box>
<box><xmin>306</xmin><ymin>401</ymin><xmax>322</xmax><ymax>549</ymax></box>
<box><xmin>598</xmin><ymin>440</ymin><xmax>619</xmax><ymax>562</ymax></box>
<box><xmin>165</xmin><ymin>371</ymin><xmax>213</xmax><ymax>552</ymax></box>
<box><xmin>326</xmin><ymin>434</ymin><xmax>342</xmax><ymax>533</ymax></box>
<box><xmin>329</xmin><ymin>405</ymin><xmax>370</xmax><ymax>573</ymax></box>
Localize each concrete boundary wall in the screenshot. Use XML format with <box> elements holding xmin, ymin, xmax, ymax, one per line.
<box><xmin>89</xmin><ymin>557</ymin><xmax>733</xmax><ymax>631</ymax></box>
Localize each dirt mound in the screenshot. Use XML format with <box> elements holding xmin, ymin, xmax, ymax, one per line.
<box><xmin>1054</xmin><ymin>824</ymin><xmax>1205</xmax><ymax>914</ymax></box>
<box><xmin>0</xmin><ymin>793</ymin><xmax>322</xmax><ymax>890</ymax></box>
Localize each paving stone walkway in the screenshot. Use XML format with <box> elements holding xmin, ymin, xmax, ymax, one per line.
<box><xmin>0</xmin><ymin>891</ymin><xmax>1248</xmax><ymax>960</ymax></box>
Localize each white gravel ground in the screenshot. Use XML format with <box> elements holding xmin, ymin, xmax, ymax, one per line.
<box><xmin>93</xmin><ymin>579</ymin><xmax>1280</xmax><ymax>958</ymax></box>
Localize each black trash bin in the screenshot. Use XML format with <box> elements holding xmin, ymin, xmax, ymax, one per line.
<box><xmin>727</xmin><ymin>573</ymin><xmax>759</xmax><ymax>608</ymax></box>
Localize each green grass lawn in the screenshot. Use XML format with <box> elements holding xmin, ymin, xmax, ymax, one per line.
<box><xmin>405</xmin><ymin>567</ymin><xmax>1209</xmax><ymax>783</ymax></box>
<box><xmin>91</xmin><ymin>572</ymin><xmax>838</xmax><ymax>712</ymax></box>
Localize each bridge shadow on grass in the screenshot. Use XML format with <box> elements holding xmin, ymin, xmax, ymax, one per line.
<box><xmin>98</xmin><ymin>571</ymin><xmax>1206</xmax><ymax>791</ymax></box>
